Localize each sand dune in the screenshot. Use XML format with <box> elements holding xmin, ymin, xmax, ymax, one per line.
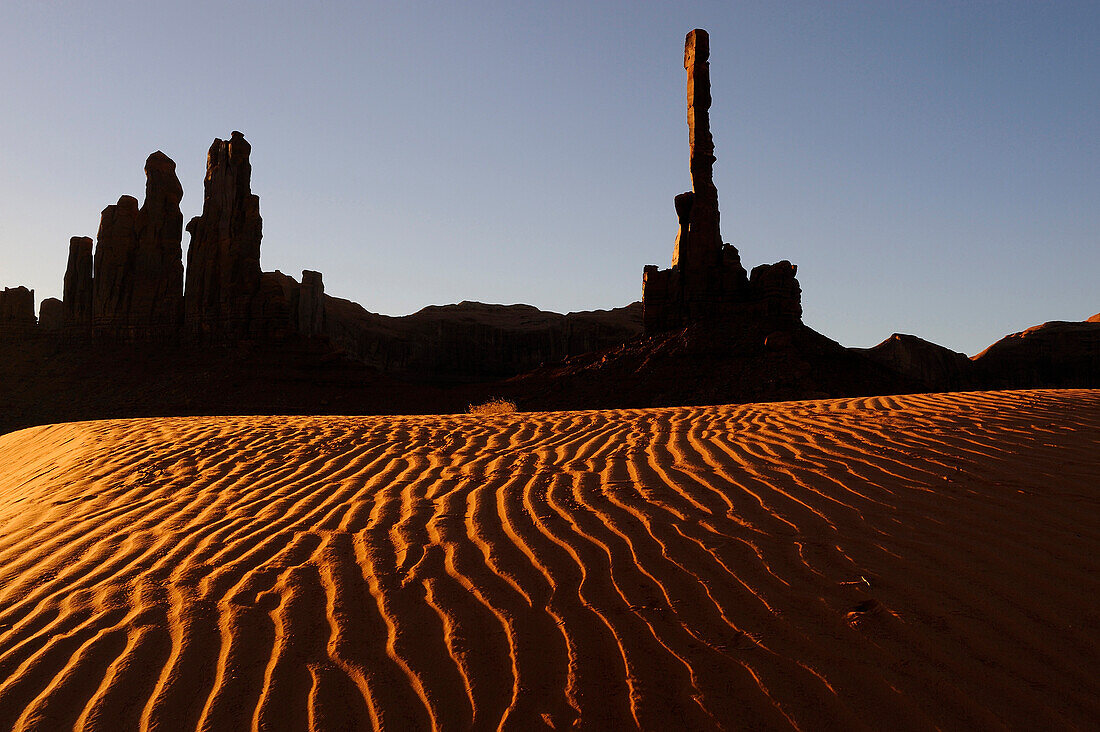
<box><xmin>0</xmin><ymin>390</ymin><xmax>1097</xmax><ymax>730</ymax></box>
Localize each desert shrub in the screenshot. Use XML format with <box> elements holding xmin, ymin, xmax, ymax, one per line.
<box><xmin>467</xmin><ymin>397</ymin><xmax>518</xmax><ymax>415</ymax></box>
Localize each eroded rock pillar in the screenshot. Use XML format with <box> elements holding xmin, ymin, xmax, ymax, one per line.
<box><xmin>682</xmin><ymin>29</ymin><xmax>721</xmax><ymax>272</ymax></box>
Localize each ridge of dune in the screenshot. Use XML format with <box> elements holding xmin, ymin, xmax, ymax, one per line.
<box><xmin>0</xmin><ymin>389</ymin><xmax>1098</xmax><ymax>730</ymax></box>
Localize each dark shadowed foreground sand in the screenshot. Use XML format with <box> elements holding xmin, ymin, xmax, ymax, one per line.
<box><xmin>0</xmin><ymin>390</ymin><xmax>1097</xmax><ymax>730</ymax></box>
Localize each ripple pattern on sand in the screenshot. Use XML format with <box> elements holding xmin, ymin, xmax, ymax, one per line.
<box><xmin>0</xmin><ymin>389</ymin><xmax>1098</xmax><ymax>730</ymax></box>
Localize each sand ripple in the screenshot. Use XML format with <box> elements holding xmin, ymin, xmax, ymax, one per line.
<box><xmin>0</xmin><ymin>389</ymin><xmax>1097</xmax><ymax>730</ymax></box>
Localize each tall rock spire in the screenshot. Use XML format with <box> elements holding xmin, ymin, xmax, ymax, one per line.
<box><xmin>643</xmin><ymin>29</ymin><xmax>801</xmax><ymax>334</ymax></box>
<box><xmin>137</xmin><ymin>151</ymin><xmax>185</xmax><ymax>329</ymax></box>
<box><xmin>673</xmin><ymin>28</ymin><xmax>722</xmax><ymax>272</ymax></box>
<box><xmin>90</xmin><ymin>151</ymin><xmax>185</xmax><ymax>340</ymax></box>
<box><xmin>184</xmin><ymin>131</ymin><xmax>266</xmax><ymax>339</ymax></box>
<box><xmin>63</xmin><ymin>236</ymin><xmax>94</xmax><ymax>336</ymax></box>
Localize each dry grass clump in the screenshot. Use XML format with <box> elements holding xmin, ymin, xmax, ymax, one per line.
<box><xmin>467</xmin><ymin>397</ymin><xmax>518</xmax><ymax>415</ymax></box>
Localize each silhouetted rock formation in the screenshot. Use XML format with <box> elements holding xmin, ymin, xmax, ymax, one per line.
<box><xmin>298</xmin><ymin>270</ymin><xmax>327</xmax><ymax>337</ymax></box>
<box><xmin>185</xmin><ymin>131</ymin><xmax>272</xmax><ymax>341</ymax></box>
<box><xmin>90</xmin><ymin>152</ymin><xmax>185</xmax><ymax>340</ymax></box>
<box><xmin>972</xmin><ymin>318</ymin><xmax>1100</xmax><ymax>388</ymax></box>
<box><xmin>0</xmin><ymin>287</ymin><xmax>36</xmax><ymax>338</ymax></box>
<box><xmin>509</xmin><ymin>319</ymin><xmax>922</xmax><ymax>411</ymax></box>
<box><xmin>858</xmin><ymin>334</ymin><xmax>973</xmax><ymax>392</ymax></box>
<box><xmin>63</xmin><ymin>236</ymin><xmax>94</xmax><ymax>337</ymax></box>
<box><xmin>643</xmin><ymin>29</ymin><xmax>802</xmax><ymax>333</ymax></box>
<box><xmin>324</xmin><ymin>299</ymin><xmax>643</xmax><ymax>382</ymax></box>
<box><xmin>38</xmin><ymin>298</ymin><xmax>63</xmax><ymax>332</ymax></box>
<box><xmin>137</xmin><ymin>151</ymin><xmax>185</xmax><ymax>331</ymax></box>
<box><xmin>677</xmin><ymin>30</ymin><xmax>722</xmax><ymax>272</ymax></box>
<box><xmin>92</xmin><ymin>194</ymin><xmax>140</xmax><ymax>334</ymax></box>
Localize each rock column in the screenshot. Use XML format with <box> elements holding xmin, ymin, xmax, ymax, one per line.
<box><xmin>185</xmin><ymin>131</ymin><xmax>266</xmax><ymax>340</ymax></box>
<box><xmin>91</xmin><ymin>151</ymin><xmax>185</xmax><ymax>340</ymax></box>
<box><xmin>135</xmin><ymin>151</ymin><xmax>185</xmax><ymax>332</ymax></box>
<box><xmin>93</xmin><ymin>195</ymin><xmax>141</xmax><ymax>335</ymax></box>
<box><xmin>642</xmin><ymin>29</ymin><xmax>798</xmax><ymax>334</ymax></box>
<box><xmin>39</xmin><ymin>298</ymin><xmax>63</xmax><ymax>332</ymax></box>
<box><xmin>679</xmin><ymin>29</ymin><xmax>722</xmax><ymax>272</ymax></box>
<box><xmin>298</xmin><ymin>270</ymin><xmax>327</xmax><ymax>337</ymax></box>
<box><xmin>63</xmin><ymin>236</ymin><xmax>94</xmax><ymax>336</ymax></box>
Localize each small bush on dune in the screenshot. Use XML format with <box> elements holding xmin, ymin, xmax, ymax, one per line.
<box><xmin>467</xmin><ymin>397</ymin><xmax>518</xmax><ymax>416</ymax></box>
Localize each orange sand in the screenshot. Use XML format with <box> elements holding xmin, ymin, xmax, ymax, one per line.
<box><xmin>0</xmin><ymin>389</ymin><xmax>1097</xmax><ymax>730</ymax></box>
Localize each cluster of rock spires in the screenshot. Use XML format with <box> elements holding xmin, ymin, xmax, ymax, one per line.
<box><xmin>643</xmin><ymin>29</ymin><xmax>801</xmax><ymax>333</ymax></box>
<box><xmin>1</xmin><ymin>130</ymin><xmax>636</xmax><ymax>380</ymax></box>
<box><xmin>1</xmin><ymin>28</ymin><xmax>1095</xmax><ymax>413</ymax></box>
<box><xmin>3</xmin><ymin>131</ymin><xmax>327</xmax><ymax>344</ymax></box>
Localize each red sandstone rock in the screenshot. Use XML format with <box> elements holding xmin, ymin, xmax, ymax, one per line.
<box><xmin>298</xmin><ymin>270</ymin><xmax>327</xmax><ymax>337</ymax></box>
<box><xmin>90</xmin><ymin>151</ymin><xmax>184</xmax><ymax>340</ymax></box>
<box><xmin>643</xmin><ymin>30</ymin><xmax>799</xmax><ymax>334</ymax></box>
<box><xmin>681</xmin><ymin>29</ymin><xmax>721</xmax><ymax>273</ymax></box>
<box><xmin>323</xmin><ymin>299</ymin><xmax>642</xmax><ymax>381</ymax></box>
<box><xmin>185</xmin><ymin>131</ymin><xmax>268</xmax><ymax>340</ymax></box>
<box><xmin>135</xmin><ymin>151</ymin><xmax>185</xmax><ymax>330</ymax></box>
<box><xmin>63</xmin><ymin>236</ymin><xmax>94</xmax><ymax>336</ymax></box>
<box><xmin>748</xmin><ymin>261</ymin><xmax>803</xmax><ymax>320</ymax></box>
<box><xmin>38</xmin><ymin>298</ymin><xmax>63</xmax><ymax>332</ymax></box>
<box><xmin>858</xmin><ymin>333</ymin><xmax>973</xmax><ymax>391</ymax></box>
<box><xmin>971</xmin><ymin>318</ymin><xmax>1100</xmax><ymax>388</ymax></box>
<box><xmin>92</xmin><ymin>195</ymin><xmax>141</xmax><ymax>334</ymax></box>
<box><xmin>0</xmin><ymin>287</ymin><xmax>36</xmax><ymax>337</ymax></box>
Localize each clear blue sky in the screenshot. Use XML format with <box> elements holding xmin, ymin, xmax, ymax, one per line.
<box><xmin>1</xmin><ymin>1</ymin><xmax>1096</xmax><ymax>355</ymax></box>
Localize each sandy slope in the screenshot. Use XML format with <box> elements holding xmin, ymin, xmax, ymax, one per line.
<box><xmin>0</xmin><ymin>390</ymin><xmax>1097</xmax><ymax>730</ymax></box>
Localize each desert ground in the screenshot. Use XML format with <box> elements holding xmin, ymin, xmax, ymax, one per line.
<box><xmin>0</xmin><ymin>389</ymin><xmax>1097</xmax><ymax>730</ymax></box>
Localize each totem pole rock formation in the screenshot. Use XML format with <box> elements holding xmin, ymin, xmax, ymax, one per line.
<box><xmin>63</xmin><ymin>236</ymin><xmax>94</xmax><ymax>336</ymax></box>
<box><xmin>185</xmin><ymin>131</ymin><xmax>272</xmax><ymax>340</ymax></box>
<box><xmin>643</xmin><ymin>29</ymin><xmax>802</xmax><ymax>334</ymax></box>
<box><xmin>674</xmin><ymin>30</ymin><xmax>723</xmax><ymax>272</ymax></box>
<box><xmin>0</xmin><ymin>286</ymin><xmax>37</xmax><ymax>337</ymax></box>
<box><xmin>90</xmin><ymin>152</ymin><xmax>185</xmax><ymax>340</ymax></box>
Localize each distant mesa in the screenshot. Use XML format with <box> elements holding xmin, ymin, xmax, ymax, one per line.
<box><xmin>643</xmin><ymin>29</ymin><xmax>801</xmax><ymax>334</ymax></box>
<box><xmin>972</xmin><ymin>318</ymin><xmax>1100</xmax><ymax>389</ymax></box>
<box><xmin>857</xmin><ymin>333</ymin><xmax>973</xmax><ymax>392</ymax></box>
